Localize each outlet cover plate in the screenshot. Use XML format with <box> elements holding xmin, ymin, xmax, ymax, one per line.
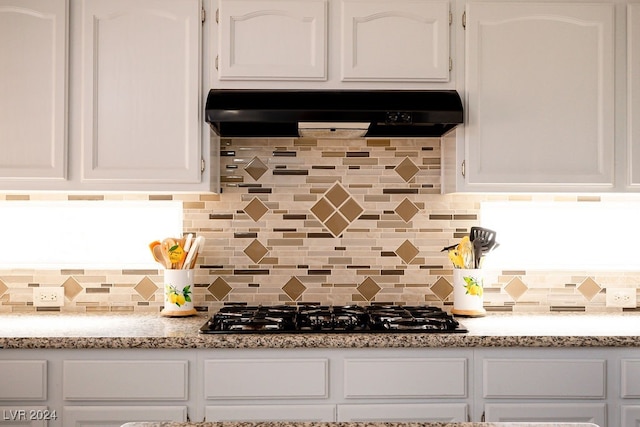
<box><xmin>606</xmin><ymin>287</ymin><xmax>637</xmax><ymax>308</ymax></box>
<box><xmin>33</xmin><ymin>287</ymin><xmax>65</xmax><ymax>307</ymax></box>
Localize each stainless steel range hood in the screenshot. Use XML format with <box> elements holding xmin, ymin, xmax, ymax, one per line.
<box><xmin>205</xmin><ymin>89</ymin><xmax>463</xmax><ymax>138</ymax></box>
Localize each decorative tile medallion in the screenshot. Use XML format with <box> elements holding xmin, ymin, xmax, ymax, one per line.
<box><xmin>63</xmin><ymin>277</ymin><xmax>84</xmax><ymax>301</ymax></box>
<box><xmin>244</xmin><ymin>197</ymin><xmax>269</xmax><ymax>222</ymax></box>
<box><xmin>430</xmin><ymin>277</ymin><xmax>454</xmax><ymax>301</ymax></box>
<box><xmin>395</xmin><ymin>198</ymin><xmax>420</xmax><ymax>222</ymax></box>
<box><xmin>283</xmin><ymin>277</ymin><xmax>306</xmax><ymax>301</ymax></box>
<box><xmin>395</xmin><ymin>240</ymin><xmax>420</xmax><ymax>264</ymax></box>
<box><xmin>504</xmin><ymin>277</ymin><xmax>529</xmax><ymax>301</ymax></box>
<box><xmin>311</xmin><ymin>182</ymin><xmax>363</xmax><ymax>237</ymax></box>
<box><xmin>357</xmin><ymin>277</ymin><xmax>381</xmax><ymax>301</ymax></box>
<box><xmin>244</xmin><ymin>156</ymin><xmax>269</xmax><ymax>181</ymax></box>
<box><xmin>134</xmin><ymin>277</ymin><xmax>158</xmax><ymax>301</ymax></box>
<box><xmin>244</xmin><ymin>239</ymin><xmax>269</xmax><ymax>263</ymax></box>
<box><xmin>394</xmin><ymin>157</ymin><xmax>420</xmax><ymax>182</ymax></box>
<box><xmin>208</xmin><ymin>277</ymin><xmax>233</xmax><ymax>301</ymax></box>
<box><xmin>578</xmin><ymin>277</ymin><xmax>602</xmax><ymax>301</ymax></box>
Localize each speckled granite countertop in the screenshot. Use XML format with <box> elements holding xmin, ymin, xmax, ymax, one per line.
<box><xmin>119</xmin><ymin>422</ymin><xmax>599</xmax><ymax>427</ymax></box>
<box><xmin>0</xmin><ymin>312</ymin><xmax>639</xmax><ymax>349</ymax></box>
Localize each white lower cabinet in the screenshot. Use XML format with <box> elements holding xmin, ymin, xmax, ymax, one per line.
<box><xmin>4</xmin><ymin>346</ymin><xmax>640</xmax><ymax>425</ymax></box>
<box><xmin>477</xmin><ymin>349</ymin><xmax>608</xmax><ymax>426</ymax></box>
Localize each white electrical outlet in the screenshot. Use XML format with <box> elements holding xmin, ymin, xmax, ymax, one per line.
<box><xmin>605</xmin><ymin>287</ymin><xmax>637</xmax><ymax>308</ymax></box>
<box><xmin>33</xmin><ymin>287</ymin><xmax>65</xmax><ymax>307</ymax></box>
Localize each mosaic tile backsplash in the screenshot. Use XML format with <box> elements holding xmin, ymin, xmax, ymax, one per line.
<box><xmin>0</xmin><ymin>136</ymin><xmax>639</xmax><ymax>314</ymax></box>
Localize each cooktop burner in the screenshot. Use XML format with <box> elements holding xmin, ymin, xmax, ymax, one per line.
<box><xmin>200</xmin><ymin>304</ymin><xmax>467</xmax><ymax>334</ymax></box>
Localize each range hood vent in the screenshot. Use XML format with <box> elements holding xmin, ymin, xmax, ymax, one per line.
<box><xmin>205</xmin><ymin>89</ymin><xmax>463</xmax><ymax>138</ymax></box>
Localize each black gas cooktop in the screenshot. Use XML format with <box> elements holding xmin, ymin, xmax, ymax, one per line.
<box><xmin>199</xmin><ymin>304</ymin><xmax>467</xmax><ymax>334</ymax></box>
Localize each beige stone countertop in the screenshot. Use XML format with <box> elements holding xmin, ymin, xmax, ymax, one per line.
<box><xmin>119</xmin><ymin>422</ymin><xmax>599</xmax><ymax>427</ymax></box>
<box><xmin>1</xmin><ymin>311</ymin><xmax>640</xmax><ymax>349</ymax></box>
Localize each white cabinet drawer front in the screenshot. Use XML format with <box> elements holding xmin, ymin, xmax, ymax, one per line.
<box><xmin>485</xmin><ymin>403</ymin><xmax>606</xmax><ymax>426</ymax></box>
<box><xmin>63</xmin><ymin>405</ymin><xmax>187</xmax><ymax>425</ymax></box>
<box><xmin>344</xmin><ymin>358</ymin><xmax>467</xmax><ymax>398</ymax></box>
<box><xmin>621</xmin><ymin>359</ymin><xmax>640</xmax><ymax>397</ymax></box>
<box><xmin>337</xmin><ymin>403</ymin><xmax>467</xmax><ymax>422</ymax></box>
<box><xmin>63</xmin><ymin>360</ymin><xmax>188</xmax><ymax>401</ymax></box>
<box><xmin>483</xmin><ymin>359</ymin><xmax>605</xmax><ymax>398</ymax></box>
<box><xmin>204</xmin><ymin>359</ymin><xmax>328</xmax><ymax>399</ymax></box>
<box><xmin>206</xmin><ymin>404</ymin><xmax>336</xmax><ymax>421</ymax></box>
<box><xmin>0</xmin><ymin>361</ymin><xmax>46</xmax><ymax>400</ymax></box>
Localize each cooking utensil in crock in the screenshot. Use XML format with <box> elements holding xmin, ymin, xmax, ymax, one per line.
<box><xmin>470</xmin><ymin>226</ymin><xmax>497</xmax><ymax>255</ymax></box>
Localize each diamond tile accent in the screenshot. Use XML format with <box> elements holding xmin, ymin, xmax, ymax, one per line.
<box><xmin>63</xmin><ymin>277</ymin><xmax>84</xmax><ymax>301</ymax></box>
<box><xmin>339</xmin><ymin>198</ymin><xmax>364</xmax><ymax>222</ymax></box>
<box><xmin>244</xmin><ymin>197</ymin><xmax>269</xmax><ymax>221</ymax></box>
<box><xmin>325</xmin><ymin>212</ymin><xmax>350</xmax><ymax>237</ymax></box>
<box><xmin>208</xmin><ymin>277</ymin><xmax>233</xmax><ymax>301</ymax></box>
<box><xmin>0</xmin><ymin>279</ymin><xmax>7</xmax><ymax>297</ymax></box>
<box><xmin>134</xmin><ymin>277</ymin><xmax>158</xmax><ymax>301</ymax></box>
<box><xmin>244</xmin><ymin>239</ymin><xmax>269</xmax><ymax>263</ymax></box>
<box><xmin>310</xmin><ymin>182</ymin><xmax>363</xmax><ymax>238</ymax></box>
<box><xmin>395</xmin><ymin>198</ymin><xmax>419</xmax><ymax>222</ymax></box>
<box><xmin>245</xmin><ymin>156</ymin><xmax>268</xmax><ymax>181</ymax></box>
<box><xmin>395</xmin><ymin>240</ymin><xmax>419</xmax><ymax>264</ymax></box>
<box><xmin>504</xmin><ymin>277</ymin><xmax>528</xmax><ymax>301</ymax></box>
<box><xmin>431</xmin><ymin>277</ymin><xmax>453</xmax><ymax>301</ymax></box>
<box><xmin>310</xmin><ymin>198</ymin><xmax>334</xmax><ymax>222</ymax></box>
<box><xmin>283</xmin><ymin>277</ymin><xmax>307</xmax><ymax>301</ymax></box>
<box><xmin>578</xmin><ymin>277</ymin><xmax>602</xmax><ymax>301</ymax></box>
<box><xmin>395</xmin><ymin>157</ymin><xmax>420</xmax><ymax>182</ymax></box>
<box><xmin>357</xmin><ymin>277</ymin><xmax>381</xmax><ymax>301</ymax></box>
<box><xmin>325</xmin><ymin>183</ymin><xmax>350</xmax><ymax>207</ymax></box>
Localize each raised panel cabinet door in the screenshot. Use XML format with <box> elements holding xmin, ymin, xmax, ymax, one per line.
<box><xmin>0</xmin><ymin>0</ymin><xmax>67</xmax><ymax>180</ymax></box>
<box><xmin>343</xmin><ymin>358</ymin><xmax>467</xmax><ymax>398</ymax></box>
<box><xmin>0</xmin><ymin>361</ymin><xmax>47</xmax><ymax>401</ymax></box>
<box><xmin>622</xmin><ymin>405</ymin><xmax>640</xmax><ymax>427</ymax></box>
<box><xmin>79</xmin><ymin>0</ymin><xmax>201</xmax><ymax>183</ymax></box>
<box><xmin>484</xmin><ymin>403</ymin><xmax>606</xmax><ymax>426</ymax></box>
<box><xmin>340</xmin><ymin>0</ymin><xmax>450</xmax><ymax>82</ymax></box>
<box><xmin>336</xmin><ymin>403</ymin><xmax>467</xmax><ymax>422</ymax></box>
<box><xmin>204</xmin><ymin>359</ymin><xmax>328</xmax><ymax>399</ymax></box>
<box><xmin>218</xmin><ymin>0</ymin><xmax>327</xmax><ymax>80</ymax></box>
<box><xmin>205</xmin><ymin>404</ymin><xmax>336</xmax><ymax>421</ymax></box>
<box><xmin>464</xmin><ymin>2</ymin><xmax>615</xmax><ymax>190</ymax></box>
<box><xmin>629</xmin><ymin>5</ymin><xmax>640</xmax><ymax>188</ymax></box>
<box><xmin>62</xmin><ymin>406</ymin><xmax>187</xmax><ymax>426</ymax></box>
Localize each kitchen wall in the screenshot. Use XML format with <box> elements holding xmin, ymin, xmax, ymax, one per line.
<box><xmin>0</xmin><ymin>135</ymin><xmax>638</xmax><ymax>314</ymax></box>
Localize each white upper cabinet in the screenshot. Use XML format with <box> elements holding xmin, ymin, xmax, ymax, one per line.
<box><xmin>214</xmin><ymin>0</ymin><xmax>453</xmax><ymax>88</ymax></box>
<box><xmin>629</xmin><ymin>4</ymin><xmax>640</xmax><ymax>189</ymax></box>
<box><xmin>0</xmin><ymin>0</ymin><xmax>67</xmax><ymax>181</ymax></box>
<box><xmin>460</xmin><ymin>2</ymin><xmax>615</xmax><ymax>192</ymax></box>
<box><xmin>78</xmin><ymin>0</ymin><xmax>202</xmax><ymax>185</ymax></box>
<box><xmin>217</xmin><ymin>0</ymin><xmax>328</xmax><ymax>80</ymax></box>
<box><xmin>340</xmin><ymin>0</ymin><xmax>450</xmax><ymax>82</ymax></box>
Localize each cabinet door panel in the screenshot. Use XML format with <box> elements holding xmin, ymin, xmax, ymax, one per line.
<box><xmin>484</xmin><ymin>403</ymin><xmax>606</xmax><ymax>426</ymax></box>
<box><xmin>0</xmin><ymin>361</ymin><xmax>47</xmax><ymax>400</ymax></box>
<box><xmin>218</xmin><ymin>0</ymin><xmax>327</xmax><ymax>80</ymax></box>
<box><xmin>204</xmin><ymin>359</ymin><xmax>328</xmax><ymax>399</ymax></box>
<box><xmin>63</xmin><ymin>360</ymin><xmax>188</xmax><ymax>400</ymax></box>
<box><xmin>79</xmin><ymin>0</ymin><xmax>201</xmax><ymax>183</ymax></box>
<box><xmin>344</xmin><ymin>358</ymin><xmax>467</xmax><ymax>398</ymax></box>
<box><xmin>464</xmin><ymin>2</ymin><xmax>614</xmax><ymax>190</ymax></box>
<box><xmin>337</xmin><ymin>403</ymin><xmax>467</xmax><ymax>422</ymax></box>
<box><xmin>63</xmin><ymin>406</ymin><xmax>186</xmax><ymax>426</ymax></box>
<box><xmin>483</xmin><ymin>358</ymin><xmax>605</xmax><ymax>399</ymax></box>
<box><xmin>0</xmin><ymin>0</ymin><xmax>67</xmax><ymax>180</ymax></box>
<box><xmin>341</xmin><ymin>0</ymin><xmax>450</xmax><ymax>82</ymax></box>
<box><xmin>206</xmin><ymin>404</ymin><xmax>336</xmax><ymax>421</ymax></box>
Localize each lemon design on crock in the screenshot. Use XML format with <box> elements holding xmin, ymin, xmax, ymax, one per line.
<box><xmin>463</xmin><ymin>276</ymin><xmax>483</xmax><ymax>297</ymax></box>
<box><xmin>165</xmin><ymin>284</ymin><xmax>192</xmax><ymax>307</ymax></box>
